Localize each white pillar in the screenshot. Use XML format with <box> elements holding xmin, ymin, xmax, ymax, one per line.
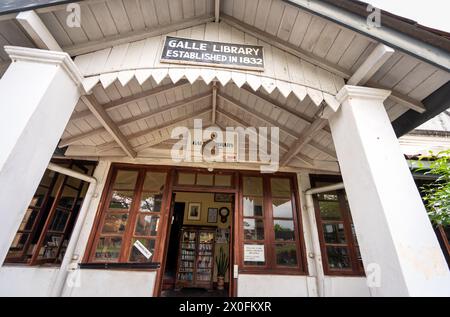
<box><xmin>0</xmin><ymin>46</ymin><xmax>83</xmax><ymax>265</ymax></box>
<box><xmin>329</xmin><ymin>85</ymin><xmax>450</xmax><ymax>297</ymax></box>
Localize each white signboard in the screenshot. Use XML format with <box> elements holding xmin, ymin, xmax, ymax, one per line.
<box><xmin>161</xmin><ymin>36</ymin><xmax>265</xmax><ymax>71</ymax></box>
<box><xmin>133</xmin><ymin>240</ymin><xmax>152</xmax><ymax>259</ymax></box>
<box><xmin>244</xmin><ymin>244</ymin><xmax>265</xmax><ymax>262</ymax></box>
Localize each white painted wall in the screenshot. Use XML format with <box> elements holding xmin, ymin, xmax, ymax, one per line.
<box><xmin>323</xmin><ymin>276</ymin><xmax>370</xmax><ymax>297</ymax></box>
<box><xmin>237</xmin><ymin>274</ymin><xmax>311</xmax><ymax>297</ymax></box>
<box><xmin>0</xmin><ymin>266</ymin><xmax>60</xmax><ymax>297</ymax></box>
<box><xmin>63</xmin><ymin>269</ymin><xmax>157</xmax><ymax>297</ymax></box>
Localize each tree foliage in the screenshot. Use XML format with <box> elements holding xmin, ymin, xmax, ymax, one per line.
<box><xmin>418</xmin><ymin>150</ymin><xmax>450</xmax><ymax>227</ymax></box>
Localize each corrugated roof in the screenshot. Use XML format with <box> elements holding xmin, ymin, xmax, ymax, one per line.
<box><xmin>416</xmin><ymin>111</ymin><xmax>450</xmax><ymax>133</ymax></box>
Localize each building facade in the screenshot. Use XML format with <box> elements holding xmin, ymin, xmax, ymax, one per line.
<box><xmin>0</xmin><ymin>0</ymin><xmax>449</xmax><ymax>297</ymax></box>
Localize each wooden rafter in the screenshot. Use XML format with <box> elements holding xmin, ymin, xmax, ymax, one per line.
<box><xmin>64</xmin><ymin>16</ymin><xmax>215</xmax><ymax>56</ymax></box>
<box><xmin>61</xmin><ymin>92</ymin><xmax>211</xmax><ymax>146</ymax></box>
<box><xmin>221</xmin><ymin>14</ymin><xmax>351</xmax><ymax>79</ymax></box>
<box><xmin>212</xmin><ymin>81</ymin><xmax>218</xmax><ymax>124</ymax></box>
<box><xmin>70</xmin><ymin>80</ymin><xmax>190</xmax><ymax>121</ymax></box>
<box><xmin>216</xmin><ymin>108</ymin><xmax>315</xmax><ymax>167</ymax></box>
<box><xmin>218</xmin><ymin>93</ymin><xmax>336</xmax><ymax>160</ymax></box>
<box><xmin>222</xmin><ymin>14</ymin><xmax>426</xmax><ymax>115</ymax></box>
<box><xmin>348</xmin><ymin>44</ymin><xmax>395</xmax><ymax>86</ymax></box>
<box><xmin>240</xmin><ymin>85</ymin><xmax>333</xmax><ymax>136</ymax></box>
<box><xmin>280</xmin><ymin>118</ymin><xmax>328</xmax><ymax>166</ymax></box>
<box><xmin>368</xmin><ymin>82</ymin><xmax>427</xmax><ymax>113</ymax></box>
<box><xmin>80</xmin><ymin>95</ymin><xmax>136</xmax><ymax>158</ymax></box>
<box><xmin>98</xmin><ymin>108</ymin><xmax>212</xmax><ymax>152</ymax></box>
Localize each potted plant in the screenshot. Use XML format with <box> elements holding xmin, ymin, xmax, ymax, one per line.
<box><xmin>215</xmin><ymin>247</ymin><xmax>229</xmax><ymax>290</ymax></box>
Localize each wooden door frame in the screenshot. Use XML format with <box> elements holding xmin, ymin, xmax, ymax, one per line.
<box><xmin>155</xmin><ymin>176</ymin><xmax>239</xmax><ymax>297</ymax></box>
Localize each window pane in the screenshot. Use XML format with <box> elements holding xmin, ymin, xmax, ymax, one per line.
<box><xmin>94</xmin><ymin>237</ymin><xmax>122</xmax><ymax>262</ymax></box>
<box><xmin>8</xmin><ymin>233</ymin><xmax>29</xmax><ymax>255</ymax></box>
<box><xmin>66</xmin><ymin>176</ymin><xmax>82</xmax><ymax>189</ymax></box>
<box><xmin>140</xmin><ymin>192</ymin><xmax>163</xmax><ymax>212</ymax></box>
<box><xmin>326</xmin><ymin>246</ymin><xmax>351</xmax><ymax>269</ymax></box>
<box><xmin>215</xmin><ymin>174</ymin><xmax>232</xmax><ymax>187</ymax></box>
<box><xmin>243</xmin><ymin>197</ymin><xmax>264</xmax><ymax>217</ymax></box>
<box><xmin>275</xmin><ymin>243</ymin><xmax>297</xmax><ymax>266</ymax></box>
<box><xmin>274</xmin><ymin>220</ymin><xmax>295</xmax><ymax>241</ymax></box>
<box><xmin>49</xmin><ymin>209</ymin><xmax>70</xmax><ymax>232</ymax></box>
<box><xmin>102</xmin><ymin>213</ymin><xmax>128</xmax><ymax>234</ymax></box>
<box><xmin>271</xmin><ymin>178</ymin><xmax>291</xmax><ymax>197</ymax></box>
<box><xmin>318</xmin><ymin>200</ymin><xmax>343</xmax><ymax>221</ymax></box>
<box><xmin>58</xmin><ymin>186</ymin><xmax>79</xmax><ymax>209</ymax></box>
<box><xmin>113</xmin><ymin>170</ymin><xmax>138</xmax><ymax>190</ymax></box>
<box><xmin>196</xmin><ymin>173</ymin><xmax>213</xmax><ymax>186</ymax></box>
<box><xmin>143</xmin><ymin>172</ymin><xmax>166</xmax><ymax>191</ymax></box>
<box><xmin>129</xmin><ymin>238</ymin><xmax>155</xmax><ymax>262</ymax></box>
<box><xmin>30</xmin><ymin>186</ymin><xmax>48</xmax><ymax>207</ymax></box>
<box><xmin>243</xmin><ymin>177</ymin><xmax>263</xmax><ymax>196</ymax></box>
<box><xmin>272</xmin><ymin>198</ymin><xmax>293</xmax><ymax>218</ymax></box>
<box><xmin>444</xmin><ymin>226</ymin><xmax>450</xmax><ymax>244</ymax></box>
<box><xmin>18</xmin><ymin>208</ymin><xmax>39</xmax><ymax>231</ymax></box>
<box><xmin>243</xmin><ymin>218</ymin><xmax>264</xmax><ymax>240</ymax></box>
<box><xmin>135</xmin><ymin>214</ymin><xmax>159</xmax><ymax>236</ymax></box>
<box><xmin>178</xmin><ymin>172</ymin><xmax>195</xmax><ymax>185</ymax></box>
<box><xmin>37</xmin><ymin>233</ymin><xmax>63</xmax><ymax>259</ymax></box>
<box><xmin>323</xmin><ymin>223</ymin><xmax>346</xmax><ymax>244</ymax></box>
<box><xmin>40</xmin><ymin>169</ymin><xmax>56</xmax><ymax>187</ymax></box>
<box><xmin>109</xmin><ymin>191</ymin><xmax>134</xmax><ymax>210</ymax></box>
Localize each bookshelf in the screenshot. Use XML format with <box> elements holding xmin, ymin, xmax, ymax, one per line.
<box><xmin>175</xmin><ymin>226</ymin><xmax>215</xmax><ymax>290</ymax></box>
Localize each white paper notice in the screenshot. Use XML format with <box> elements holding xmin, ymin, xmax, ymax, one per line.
<box><xmin>133</xmin><ymin>240</ymin><xmax>152</xmax><ymax>259</ymax></box>
<box><xmin>244</xmin><ymin>244</ymin><xmax>265</xmax><ymax>262</ymax></box>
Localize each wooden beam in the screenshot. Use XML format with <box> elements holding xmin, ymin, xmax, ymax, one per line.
<box><xmin>16</xmin><ymin>10</ymin><xmax>62</xmax><ymax>51</ymax></box>
<box><xmin>368</xmin><ymin>82</ymin><xmax>427</xmax><ymax>113</ymax></box>
<box><xmin>212</xmin><ymin>81</ymin><xmax>218</xmax><ymax>123</ymax></box>
<box><xmin>64</xmin><ymin>15</ymin><xmax>215</xmax><ymax>56</ymax></box>
<box><xmin>241</xmin><ymin>85</ymin><xmax>315</xmax><ymax>126</ymax></box>
<box><xmin>221</xmin><ymin>14</ymin><xmax>351</xmax><ymax>79</ymax></box>
<box><xmin>98</xmin><ymin>108</ymin><xmax>212</xmax><ymax>151</ymax></box>
<box><xmin>280</xmin><ymin>118</ymin><xmax>329</xmax><ymax>166</ymax></box>
<box><xmin>219</xmin><ymin>93</ymin><xmax>301</xmax><ymax>139</ymax></box>
<box><xmin>63</xmin><ymin>92</ymin><xmax>211</xmax><ymax>145</ymax></box>
<box><xmin>218</xmin><ymin>93</ymin><xmax>336</xmax><ymax>160</ymax></box>
<box><xmin>215</xmin><ymin>0</ymin><xmax>221</xmax><ymax>22</ymax></box>
<box><xmin>216</xmin><ymin>108</ymin><xmax>315</xmax><ymax>167</ymax></box>
<box><xmin>59</xmin><ymin>127</ymin><xmax>105</xmax><ymax>148</ymax></box>
<box><xmin>308</xmin><ymin>140</ymin><xmax>337</xmax><ymax>158</ymax></box>
<box><xmin>70</xmin><ymin>80</ymin><xmax>190</xmax><ymax>121</ymax></box>
<box><xmin>348</xmin><ymin>44</ymin><xmax>395</xmax><ymax>85</ymax></box>
<box><xmin>237</xmin><ymin>87</ymin><xmax>336</xmax><ymax>157</ymax></box>
<box><xmin>221</xmin><ymin>15</ymin><xmax>420</xmax><ymax>115</ymax></box>
<box><xmin>80</xmin><ymin>95</ymin><xmax>136</xmax><ymax>158</ymax></box>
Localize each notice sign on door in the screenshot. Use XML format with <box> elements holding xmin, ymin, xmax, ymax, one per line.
<box><xmin>133</xmin><ymin>240</ymin><xmax>152</xmax><ymax>259</ymax></box>
<box><xmin>244</xmin><ymin>244</ymin><xmax>265</xmax><ymax>262</ymax></box>
<box><xmin>161</xmin><ymin>36</ymin><xmax>264</xmax><ymax>71</ymax></box>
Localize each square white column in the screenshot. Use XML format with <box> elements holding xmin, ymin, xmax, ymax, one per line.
<box><xmin>0</xmin><ymin>46</ymin><xmax>83</xmax><ymax>265</ymax></box>
<box><xmin>329</xmin><ymin>85</ymin><xmax>450</xmax><ymax>296</ymax></box>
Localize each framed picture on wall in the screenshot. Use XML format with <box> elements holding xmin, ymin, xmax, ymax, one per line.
<box><xmin>214</xmin><ymin>193</ymin><xmax>233</xmax><ymax>203</ymax></box>
<box><xmin>207</xmin><ymin>208</ymin><xmax>218</xmax><ymax>223</ymax></box>
<box><xmin>187</xmin><ymin>202</ymin><xmax>201</xmax><ymax>221</ymax></box>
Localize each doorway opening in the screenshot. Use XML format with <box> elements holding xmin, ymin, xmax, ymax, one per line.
<box><xmin>161</xmin><ymin>191</ymin><xmax>234</xmax><ymax>297</ymax></box>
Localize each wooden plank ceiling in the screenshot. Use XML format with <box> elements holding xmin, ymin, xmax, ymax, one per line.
<box><xmin>0</xmin><ymin>0</ymin><xmax>448</xmax><ymax>171</ymax></box>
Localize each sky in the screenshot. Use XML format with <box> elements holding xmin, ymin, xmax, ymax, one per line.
<box><xmin>367</xmin><ymin>0</ymin><xmax>450</xmax><ymax>32</ymax></box>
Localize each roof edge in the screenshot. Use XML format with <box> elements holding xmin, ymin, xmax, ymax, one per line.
<box><xmin>284</xmin><ymin>0</ymin><xmax>450</xmax><ymax>72</ymax></box>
